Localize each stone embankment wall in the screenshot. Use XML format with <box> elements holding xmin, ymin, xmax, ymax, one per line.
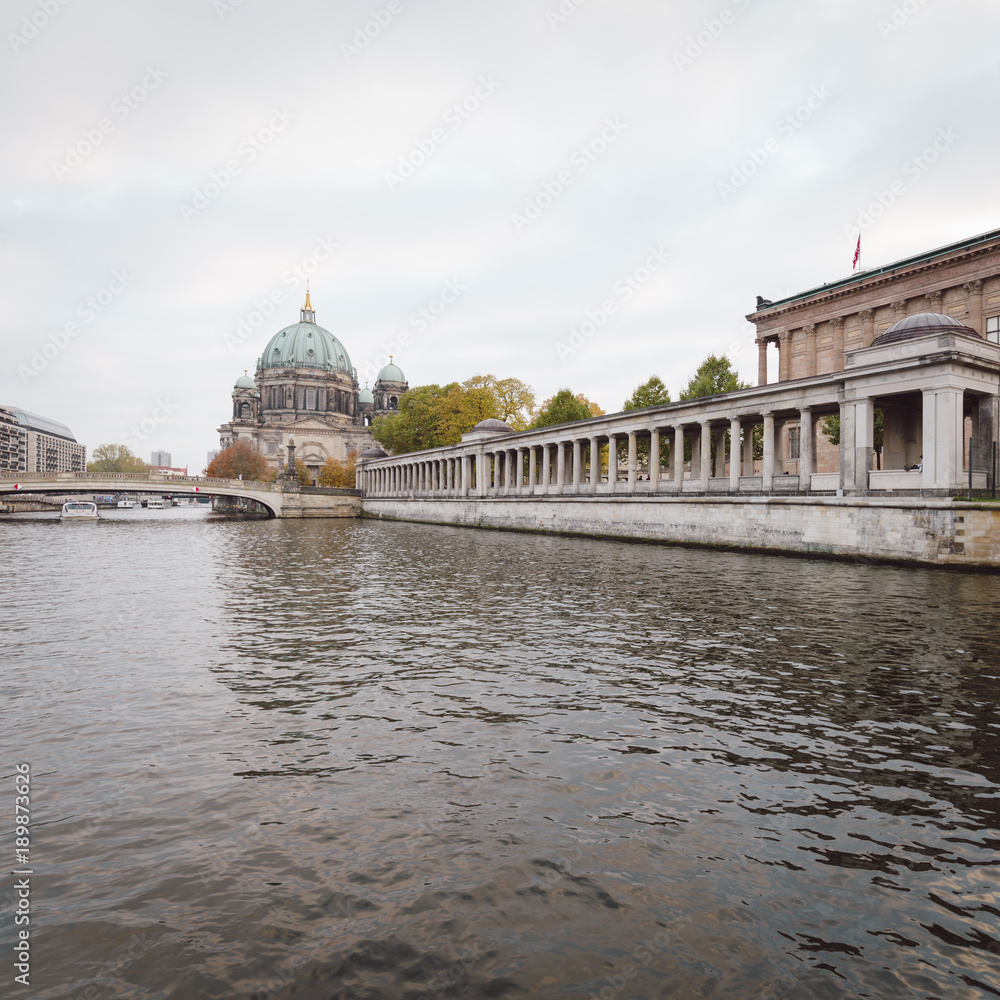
<box><xmin>361</xmin><ymin>496</ymin><xmax>1000</xmax><ymax>568</ymax></box>
<box><xmin>280</xmin><ymin>492</ymin><xmax>361</xmax><ymax>517</ymax></box>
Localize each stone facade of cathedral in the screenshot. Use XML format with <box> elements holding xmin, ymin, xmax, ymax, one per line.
<box><xmin>218</xmin><ymin>293</ymin><xmax>408</xmax><ymax>483</ymax></box>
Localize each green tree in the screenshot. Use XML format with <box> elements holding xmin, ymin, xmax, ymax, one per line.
<box><xmin>530</xmin><ymin>389</ymin><xmax>601</xmax><ymax>429</ymax></box>
<box><xmin>319</xmin><ymin>450</ymin><xmax>357</xmax><ymax>488</ymax></box>
<box><xmin>679</xmin><ymin>354</ymin><xmax>750</xmax><ymax>400</ymax></box>
<box><xmin>87</xmin><ymin>443</ymin><xmax>150</xmax><ymax>475</ymax></box>
<box><xmin>622</xmin><ymin>375</ymin><xmax>671</xmax><ymax>411</ymax></box>
<box><xmin>373</xmin><ymin>383</ymin><xmax>458</xmax><ymax>454</ymax></box>
<box><xmin>206</xmin><ymin>441</ymin><xmax>269</xmax><ymax>481</ymax></box>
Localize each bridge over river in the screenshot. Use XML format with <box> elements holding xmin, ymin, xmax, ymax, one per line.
<box><xmin>0</xmin><ymin>472</ymin><xmax>359</xmax><ymax>518</ymax></box>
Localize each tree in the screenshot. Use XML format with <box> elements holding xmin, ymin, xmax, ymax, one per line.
<box><xmin>206</xmin><ymin>440</ymin><xmax>269</xmax><ymax>481</ymax></box>
<box><xmin>530</xmin><ymin>389</ymin><xmax>601</xmax><ymax>429</ymax></box>
<box><xmin>679</xmin><ymin>355</ymin><xmax>750</xmax><ymax>400</ymax></box>
<box><xmin>319</xmin><ymin>450</ymin><xmax>357</xmax><ymax>488</ymax></box>
<box><xmin>87</xmin><ymin>443</ymin><xmax>149</xmax><ymax>475</ymax></box>
<box><xmin>373</xmin><ymin>383</ymin><xmax>458</xmax><ymax>454</ymax></box>
<box><xmin>623</xmin><ymin>375</ymin><xmax>671</xmax><ymax>412</ymax></box>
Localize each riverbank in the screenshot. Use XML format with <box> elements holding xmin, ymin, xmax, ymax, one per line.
<box><xmin>362</xmin><ymin>495</ymin><xmax>1000</xmax><ymax>568</ymax></box>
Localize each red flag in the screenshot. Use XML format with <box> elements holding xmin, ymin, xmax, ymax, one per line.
<box><xmin>852</xmin><ymin>235</ymin><xmax>861</xmax><ymax>271</ymax></box>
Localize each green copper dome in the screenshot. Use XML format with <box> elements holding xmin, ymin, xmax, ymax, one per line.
<box><xmin>234</xmin><ymin>373</ymin><xmax>256</xmax><ymax>390</ymax></box>
<box><xmin>377</xmin><ymin>362</ymin><xmax>406</xmax><ymax>383</ymax></box>
<box><xmin>359</xmin><ymin>385</ymin><xmax>374</xmax><ymax>404</ymax></box>
<box><xmin>259</xmin><ymin>297</ymin><xmax>353</xmax><ymax>374</ymax></box>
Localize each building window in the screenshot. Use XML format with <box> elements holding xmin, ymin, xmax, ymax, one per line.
<box><xmin>987</xmin><ymin>316</ymin><xmax>999</xmax><ymax>343</ymax></box>
<box><xmin>788</xmin><ymin>426</ymin><xmax>800</xmax><ymax>460</ymax></box>
<box><xmin>267</xmin><ymin>441</ymin><xmax>277</xmax><ymax>455</ymax></box>
<box><xmin>305</xmin><ymin>389</ymin><xmax>316</xmax><ymax>409</ymax></box>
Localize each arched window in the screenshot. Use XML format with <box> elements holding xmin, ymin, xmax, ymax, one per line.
<box><xmin>389</xmin><ymin>396</ymin><xmax>398</xmax><ymax>410</ymax></box>
<box><xmin>364</xmin><ymin>414</ymin><xmax>372</xmax><ymax>426</ymax></box>
<box><xmin>240</xmin><ymin>402</ymin><xmax>252</xmax><ymax>419</ymax></box>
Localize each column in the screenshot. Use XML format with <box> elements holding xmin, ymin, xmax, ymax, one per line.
<box><xmin>855</xmin><ymin>397</ymin><xmax>874</xmax><ymax>490</ymax></box>
<box><xmin>673</xmin><ymin>426</ymin><xmax>684</xmax><ymax>487</ymax></box>
<box><xmin>757</xmin><ymin>339</ymin><xmax>769</xmax><ymax>386</ymax></box>
<box><xmin>529</xmin><ymin>446</ymin><xmax>537</xmax><ymax>490</ymax></box>
<box><xmin>608</xmin><ymin>434</ymin><xmax>618</xmax><ymax>487</ymax></box>
<box><xmin>860</xmin><ymin>309</ymin><xmax>875</xmax><ymax>347</ymax></box>
<box><xmin>556</xmin><ymin>441</ymin><xmax>566</xmax><ymax>492</ymax></box>
<box><xmin>650</xmin><ymin>428</ymin><xmax>660</xmax><ymax>485</ymax></box>
<box><xmin>627</xmin><ymin>431</ymin><xmax>637</xmax><ymax>488</ymax></box>
<box><xmin>839</xmin><ymin>400</ymin><xmax>856</xmax><ymax>491</ymax></box>
<box><xmin>700</xmin><ymin>421</ymin><xmax>712</xmax><ymax>490</ymax></box>
<box><xmin>804</xmin><ymin>324</ymin><xmax>817</xmax><ymax>378</ymax></box>
<box><xmin>830</xmin><ymin>317</ymin><xmax>845</xmax><ymax>373</ymax></box>
<box><xmin>799</xmin><ymin>408</ymin><xmax>813</xmax><ymax>488</ymax></box>
<box><xmin>778</xmin><ymin>331</ymin><xmax>791</xmax><ymax>381</ymax></box>
<box><xmin>714</xmin><ymin>426</ymin><xmax>727</xmax><ymax>478</ymax></box>
<box><xmin>743</xmin><ymin>424</ymin><xmax>755</xmax><ymax>476</ymax></box>
<box><xmin>922</xmin><ymin>388</ymin><xmax>963</xmax><ymax>490</ymax></box>
<box><xmin>509</xmin><ymin>449</ymin><xmax>517</xmax><ymax>491</ymax></box>
<box><xmin>729</xmin><ymin>418</ymin><xmax>741</xmax><ymax>491</ymax></box>
<box><xmin>477</xmin><ymin>452</ymin><xmax>487</xmax><ymax>496</ymax></box>
<box><xmin>460</xmin><ymin>455</ymin><xmax>469</xmax><ymax>493</ymax></box>
<box><xmin>965</xmin><ymin>280</ymin><xmax>984</xmax><ymax>334</ymax></box>
<box><xmin>515</xmin><ymin>448</ymin><xmax>524</xmax><ymax>494</ymax></box>
<box><xmin>541</xmin><ymin>444</ymin><xmax>551</xmax><ymax>493</ymax></box>
<box><xmin>572</xmin><ymin>440</ymin><xmax>582</xmax><ymax>488</ymax></box>
<box><xmin>762</xmin><ymin>412</ymin><xmax>775</xmax><ymax>490</ymax></box>
<box><xmin>589</xmin><ymin>436</ymin><xmax>600</xmax><ymax>489</ymax></box>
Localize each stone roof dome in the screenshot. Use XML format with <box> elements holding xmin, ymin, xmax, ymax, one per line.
<box><xmin>361</xmin><ymin>446</ymin><xmax>387</xmax><ymax>459</ymax></box>
<box><xmin>234</xmin><ymin>373</ymin><xmax>256</xmax><ymax>390</ymax></box>
<box><xmin>377</xmin><ymin>362</ymin><xmax>406</xmax><ymax>383</ymax></box>
<box><xmin>259</xmin><ymin>296</ymin><xmax>353</xmax><ymax>374</ymax></box>
<box><xmin>871</xmin><ymin>312</ymin><xmax>980</xmax><ymax>347</ymax></box>
<box><xmin>359</xmin><ymin>385</ymin><xmax>374</xmax><ymax>405</ymax></box>
<box><xmin>473</xmin><ymin>418</ymin><xmax>514</xmax><ymax>432</ymax></box>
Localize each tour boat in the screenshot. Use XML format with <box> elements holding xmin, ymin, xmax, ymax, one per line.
<box><xmin>61</xmin><ymin>501</ymin><xmax>100</xmax><ymax>519</ymax></box>
<box><xmin>116</xmin><ymin>499</ymin><xmax>135</xmax><ymax>509</ymax></box>
<box><xmin>146</xmin><ymin>496</ymin><xmax>165</xmax><ymax>509</ymax></box>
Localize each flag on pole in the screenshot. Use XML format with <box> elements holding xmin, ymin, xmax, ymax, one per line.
<box><xmin>852</xmin><ymin>235</ymin><xmax>861</xmax><ymax>271</ymax></box>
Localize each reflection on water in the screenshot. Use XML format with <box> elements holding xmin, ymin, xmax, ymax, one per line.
<box><xmin>3</xmin><ymin>509</ymin><xmax>1000</xmax><ymax>999</ymax></box>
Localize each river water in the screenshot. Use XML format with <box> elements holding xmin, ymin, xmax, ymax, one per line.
<box><xmin>3</xmin><ymin>507</ymin><xmax>999</xmax><ymax>1000</ymax></box>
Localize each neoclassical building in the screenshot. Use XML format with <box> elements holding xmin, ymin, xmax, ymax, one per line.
<box><xmin>218</xmin><ymin>292</ymin><xmax>408</xmax><ymax>482</ymax></box>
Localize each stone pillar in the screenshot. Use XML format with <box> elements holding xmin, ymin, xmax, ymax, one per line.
<box><xmin>589</xmin><ymin>436</ymin><xmax>600</xmax><ymax>489</ymax></box>
<box><xmin>729</xmin><ymin>418</ymin><xmax>741</xmax><ymax>491</ymax></box>
<box><xmin>649</xmin><ymin>428</ymin><xmax>660</xmax><ymax>485</ymax></box>
<box><xmin>691</xmin><ymin>426</ymin><xmax>701</xmax><ymax>479</ymax></box>
<box><xmin>830</xmin><ymin>317</ymin><xmax>845</xmax><ymax>373</ymax></box>
<box><xmin>965</xmin><ymin>280</ymin><xmax>984</xmax><ymax>334</ymax></box>
<box><xmin>541</xmin><ymin>444</ymin><xmax>551</xmax><ymax>493</ymax></box>
<box><xmin>800</xmin><ymin>407</ymin><xmax>814</xmax><ymax>488</ymax></box>
<box><xmin>839</xmin><ymin>400</ymin><xmax>855</xmax><ymax>491</ymax></box>
<box><xmin>700</xmin><ymin>421</ymin><xmax>712</xmax><ymax>490</ymax></box>
<box><xmin>515</xmin><ymin>448</ymin><xmax>524</xmax><ymax>494</ymax></box>
<box><xmin>608</xmin><ymin>434</ymin><xmax>618</xmax><ymax>486</ymax></box>
<box><xmin>556</xmin><ymin>441</ymin><xmax>566</xmax><ymax>492</ymax></box>
<box><xmin>757</xmin><ymin>339</ymin><xmax>769</xmax><ymax>386</ymax></box>
<box><xmin>804</xmin><ymin>324</ymin><xmax>817</xmax><ymax>378</ymax></box>
<box><xmin>855</xmin><ymin>397</ymin><xmax>874</xmax><ymax>490</ymax></box>
<box><xmin>762</xmin><ymin>412</ymin><xmax>775</xmax><ymax>489</ymax></box>
<box><xmin>460</xmin><ymin>455</ymin><xmax>468</xmax><ymax>493</ymax></box>
<box><xmin>778</xmin><ymin>331</ymin><xmax>791</xmax><ymax>381</ymax></box>
<box><xmin>572</xmin><ymin>439</ymin><xmax>582</xmax><ymax>487</ymax></box>
<box><xmin>743</xmin><ymin>423</ymin><xmax>754</xmax><ymax>476</ymax></box>
<box><xmin>860</xmin><ymin>309</ymin><xmax>875</xmax><ymax>348</ymax></box>
<box><xmin>528</xmin><ymin>446</ymin><xmax>537</xmax><ymax>490</ymax></box>
<box><xmin>673</xmin><ymin>426</ymin><xmax>684</xmax><ymax>486</ymax></box>
<box><xmin>627</xmin><ymin>431</ymin><xmax>637</xmax><ymax>488</ymax></box>
<box><xmin>477</xmin><ymin>452</ymin><xmax>487</xmax><ymax>496</ymax></box>
<box><xmin>714</xmin><ymin>425</ymin><xmax>727</xmax><ymax>478</ymax></box>
<box><xmin>922</xmin><ymin>387</ymin><xmax>963</xmax><ymax>491</ymax></box>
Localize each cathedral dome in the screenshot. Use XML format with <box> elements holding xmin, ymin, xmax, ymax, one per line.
<box><xmin>259</xmin><ymin>295</ymin><xmax>353</xmax><ymax>374</ymax></box>
<box><xmin>359</xmin><ymin>385</ymin><xmax>374</xmax><ymax>405</ymax></box>
<box><xmin>234</xmin><ymin>373</ymin><xmax>256</xmax><ymax>390</ymax></box>
<box><xmin>377</xmin><ymin>362</ymin><xmax>406</xmax><ymax>383</ymax></box>
<box><xmin>871</xmin><ymin>312</ymin><xmax>979</xmax><ymax>347</ymax></box>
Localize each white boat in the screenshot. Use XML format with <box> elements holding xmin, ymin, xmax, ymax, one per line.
<box><xmin>116</xmin><ymin>499</ymin><xmax>135</xmax><ymax>509</ymax></box>
<box><xmin>61</xmin><ymin>501</ymin><xmax>100</xmax><ymax>519</ymax></box>
<box><xmin>146</xmin><ymin>496</ymin><xmax>165</xmax><ymax>509</ymax></box>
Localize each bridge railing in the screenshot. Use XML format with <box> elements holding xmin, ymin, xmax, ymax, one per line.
<box><xmin>0</xmin><ymin>472</ymin><xmax>278</xmax><ymax>491</ymax></box>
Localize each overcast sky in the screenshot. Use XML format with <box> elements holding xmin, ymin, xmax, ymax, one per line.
<box><xmin>2</xmin><ymin>0</ymin><xmax>997</xmax><ymax>471</ymax></box>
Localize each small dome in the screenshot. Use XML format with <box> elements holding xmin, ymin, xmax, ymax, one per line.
<box><xmin>361</xmin><ymin>446</ymin><xmax>387</xmax><ymax>459</ymax></box>
<box><xmin>359</xmin><ymin>386</ymin><xmax>374</xmax><ymax>405</ymax></box>
<box><xmin>377</xmin><ymin>362</ymin><xmax>406</xmax><ymax>383</ymax></box>
<box><xmin>473</xmin><ymin>418</ymin><xmax>514</xmax><ymax>432</ymax></box>
<box><xmin>871</xmin><ymin>312</ymin><xmax>980</xmax><ymax>347</ymax></box>
<box><xmin>234</xmin><ymin>373</ymin><xmax>256</xmax><ymax>390</ymax></box>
